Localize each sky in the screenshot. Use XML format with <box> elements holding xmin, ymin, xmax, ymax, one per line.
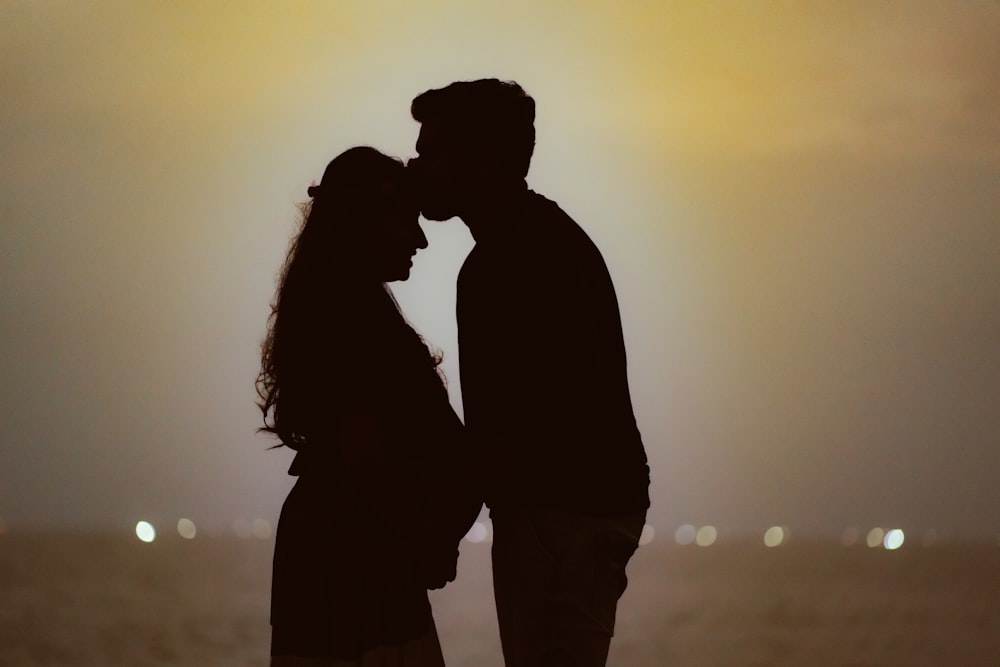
<box><xmin>1</xmin><ymin>1</ymin><xmax>998</xmax><ymax>541</ymax></box>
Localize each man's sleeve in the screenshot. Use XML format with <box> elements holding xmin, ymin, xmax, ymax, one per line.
<box><xmin>495</xmin><ymin>242</ymin><xmax>603</xmax><ymax>441</ymax></box>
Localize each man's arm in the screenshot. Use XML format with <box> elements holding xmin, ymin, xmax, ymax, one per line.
<box><xmin>479</xmin><ymin>240</ymin><xmax>604</xmax><ymax>495</ymax></box>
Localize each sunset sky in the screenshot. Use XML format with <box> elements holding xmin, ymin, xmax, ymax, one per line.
<box><xmin>2</xmin><ymin>1</ymin><xmax>998</xmax><ymax>540</ymax></box>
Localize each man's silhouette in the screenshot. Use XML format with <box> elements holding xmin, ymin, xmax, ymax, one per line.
<box><xmin>410</xmin><ymin>79</ymin><xmax>650</xmax><ymax>667</ymax></box>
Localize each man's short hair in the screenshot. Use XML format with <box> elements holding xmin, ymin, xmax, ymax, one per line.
<box><xmin>411</xmin><ymin>79</ymin><xmax>536</xmax><ymax>178</ymax></box>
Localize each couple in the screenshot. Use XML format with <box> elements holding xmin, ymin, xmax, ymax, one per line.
<box><xmin>257</xmin><ymin>79</ymin><xmax>650</xmax><ymax>667</ymax></box>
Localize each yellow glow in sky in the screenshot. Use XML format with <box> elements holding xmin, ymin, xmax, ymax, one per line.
<box><xmin>1</xmin><ymin>1</ymin><xmax>998</xmax><ymax>536</ymax></box>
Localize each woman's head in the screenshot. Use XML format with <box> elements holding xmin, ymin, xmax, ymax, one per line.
<box><xmin>257</xmin><ymin>146</ymin><xmax>427</xmax><ymax>448</ymax></box>
<box><xmin>300</xmin><ymin>146</ymin><xmax>426</xmax><ymax>283</ymax></box>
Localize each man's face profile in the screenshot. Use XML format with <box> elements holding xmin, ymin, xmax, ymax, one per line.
<box><xmin>413</xmin><ymin>122</ymin><xmax>471</xmax><ymax>221</ymax></box>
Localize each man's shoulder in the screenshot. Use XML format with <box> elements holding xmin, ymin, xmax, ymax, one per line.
<box><xmin>523</xmin><ymin>191</ymin><xmax>576</xmax><ymax>230</ymax></box>
<box><xmin>461</xmin><ymin>191</ymin><xmax>605</xmax><ymax>279</ymax></box>
<box><xmin>522</xmin><ymin>191</ymin><xmax>606</xmax><ymax>265</ymax></box>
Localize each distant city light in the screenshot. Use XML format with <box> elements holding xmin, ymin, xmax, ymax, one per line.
<box><xmin>695</xmin><ymin>525</ymin><xmax>717</xmax><ymax>547</ymax></box>
<box><xmin>841</xmin><ymin>526</ymin><xmax>860</xmax><ymax>547</ymax></box>
<box><xmin>252</xmin><ymin>518</ymin><xmax>272</xmax><ymax>539</ymax></box>
<box><xmin>135</xmin><ymin>521</ymin><xmax>156</xmax><ymax>543</ymax></box>
<box><xmin>866</xmin><ymin>527</ymin><xmax>885</xmax><ymax>548</ymax></box>
<box><xmin>674</xmin><ymin>524</ymin><xmax>697</xmax><ymax>546</ymax></box>
<box><xmin>464</xmin><ymin>521</ymin><xmax>489</xmax><ymax>543</ymax></box>
<box><xmin>763</xmin><ymin>526</ymin><xmax>786</xmax><ymax>547</ymax></box>
<box><xmin>638</xmin><ymin>524</ymin><xmax>655</xmax><ymax>546</ymax></box>
<box><xmin>177</xmin><ymin>518</ymin><xmax>197</xmax><ymax>539</ymax></box>
<box><xmin>884</xmin><ymin>529</ymin><xmax>905</xmax><ymax>550</ymax></box>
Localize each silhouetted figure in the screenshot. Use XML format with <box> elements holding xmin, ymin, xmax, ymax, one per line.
<box><xmin>410</xmin><ymin>79</ymin><xmax>651</xmax><ymax>667</ymax></box>
<box><xmin>257</xmin><ymin>147</ymin><xmax>480</xmax><ymax>666</ymax></box>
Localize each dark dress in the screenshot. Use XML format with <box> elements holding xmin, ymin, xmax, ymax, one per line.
<box><xmin>270</xmin><ymin>284</ymin><xmax>480</xmax><ymax>664</ymax></box>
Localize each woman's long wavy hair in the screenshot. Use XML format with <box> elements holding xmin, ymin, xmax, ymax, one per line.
<box><xmin>256</xmin><ymin>146</ymin><xmax>416</xmax><ymax>449</ymax></box>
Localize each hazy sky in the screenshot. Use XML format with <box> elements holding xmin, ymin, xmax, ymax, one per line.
<box><xmin>2</xmin><ymin>1</ymin><xmax>998</xmax><ymax>540</ymax></box>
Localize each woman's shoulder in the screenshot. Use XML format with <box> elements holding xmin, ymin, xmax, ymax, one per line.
<box><xmin>317</xmin><ymin>282</ymin><xmax>397</xmax><ymax>332</ymax></box>
<box><xmin>326</xmin><ymin>280</ymin><xmax>380</xmax><ymax>313</ymax></box>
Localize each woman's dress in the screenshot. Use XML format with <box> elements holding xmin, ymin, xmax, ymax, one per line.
<box><xmin>270</xmin><ymin>286</ymin><xmax>479</xmax><ymax>666</ymax></box>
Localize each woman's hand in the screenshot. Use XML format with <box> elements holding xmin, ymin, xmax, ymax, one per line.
<box><xmin>418</xmin><ymin>540</ymin><xmax>459</xmax><ymax>590</ymax></box>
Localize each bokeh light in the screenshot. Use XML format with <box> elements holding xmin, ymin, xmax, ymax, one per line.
<box><xmin>763</xmin><ymin>526</ymin><xmax>786</xmax><ymax>547</ymax></box>
<box><xmin>135</xmin><ymin>521</ymin><xmax>156</xmax><ymax>543</ymax></box>
<box><xmin>177</xmin><ymin>518</ymin><xmax>197</xmax><ymax>539</ymax></box>
<box><xmin>866</xmin><ymin>527</ymin><xmax>885</xmax><ymax>548</ymax></box>
<box><xmin>695</xmin><ymin>525</ymin><xmax>717</xmax><ymax>547</ymax></box>
<box><xmin>674</xmin><ymin>524</ymin><xmax>697</xmax><ymax>546</ymax></box>
<box><xmin>464</xmin><ymin>521</ymin><xmax>489</xmax><ymax>543</ymax></box>
<box><xmin>841</xmin><ymin>526</ymin><xmax>860</xmax><ymax>547</ymax></box>
<box><xmin>638</xmin><ymin>524</ymin><xmax>656</xmax><ymax>546</ymax></box>
<box><xmin>884</xmin><ymin>529</ymin><xmax>905</xmax><ymax>550</ymax></box>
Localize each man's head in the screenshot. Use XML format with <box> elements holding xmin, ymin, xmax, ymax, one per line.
<box><xmin>410</xmin><ymin>79</ymin><xmax>535</xmax><ymax>221</ymax></box>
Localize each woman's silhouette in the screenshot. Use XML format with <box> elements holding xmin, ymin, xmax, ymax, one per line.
<box><xmin>257</xmin><ymin>147</ymin><xmax>479</xmax><ymax>666</ymax></box>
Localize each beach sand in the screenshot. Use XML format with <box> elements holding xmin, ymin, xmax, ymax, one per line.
<box><xmin>1</xmin><ymin>533</ymin><xmax>998</xmax><ymax>666</ymax></box>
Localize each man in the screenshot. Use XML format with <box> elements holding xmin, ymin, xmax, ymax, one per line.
<box><xmin>409</xmin><ymin>79</ymin><xmax>650</xmax><ymax>667</ymax></box>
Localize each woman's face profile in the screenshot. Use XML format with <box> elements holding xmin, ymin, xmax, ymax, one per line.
<box><xmin>364</xmin><ymin>202</ymin><xmax>427</xmax><ymax>283</ymax></box>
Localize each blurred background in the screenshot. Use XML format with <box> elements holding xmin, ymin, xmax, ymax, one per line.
<box><xmin>3</xmin><ymin>2</ymin><xmax>1000</xmax><ymax>665</ymax></box>
<box><xmin>2</xmin><ymin>0</ymin><xmax>998</xmax><ymax>542</ymax></box>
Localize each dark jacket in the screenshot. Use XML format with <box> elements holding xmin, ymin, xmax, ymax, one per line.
<box><xmin>457</xmin><ymin>190</ymin><xmax>650</xmax><ymax>517</ymax></box>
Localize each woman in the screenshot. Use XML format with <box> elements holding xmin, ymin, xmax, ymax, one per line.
<box><xmin>257</xmin><ymin>146</ymin><xmax>480</xmax><ymax>666</ymax></box>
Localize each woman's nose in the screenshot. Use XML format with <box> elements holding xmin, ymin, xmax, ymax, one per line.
<box><xmin>414</xmin><ymin>222</ymin><xmax>429</xmax><ymax>250</ymax></box>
